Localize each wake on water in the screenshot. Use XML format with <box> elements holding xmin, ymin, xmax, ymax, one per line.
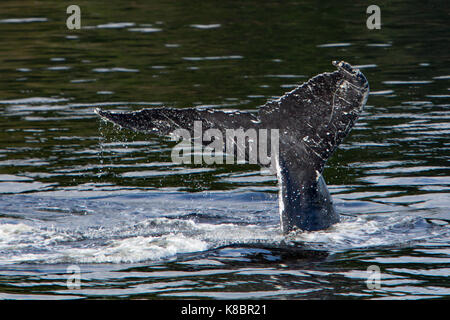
<box><xmin>0</xmin><ymin>192</ymin><xmax>448</xmax><ymax>265</ymax></box>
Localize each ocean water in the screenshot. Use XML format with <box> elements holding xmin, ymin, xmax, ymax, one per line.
<box><xmin>0</xmin><ymin>0</ymin><xmax>449</xmax><ymax>299</ymax></box>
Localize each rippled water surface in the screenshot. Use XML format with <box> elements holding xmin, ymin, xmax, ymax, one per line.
<box><xmin>0</xmin><ymin>1</ymin><xmax>449</xmax><ymax>299</ymax></box>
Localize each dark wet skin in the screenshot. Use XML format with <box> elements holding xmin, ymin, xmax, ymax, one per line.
<box><xmin>96</xmin><ymin>61</ymin><xmax>369</xmax><ymax>233</ymax></box>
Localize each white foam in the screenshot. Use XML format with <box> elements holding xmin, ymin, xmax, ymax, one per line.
<box><xmin>61</xmin><ymin>234</ymin><xmax>208</xmax><ymax>264</ymax></box>
<box><xmin>0</xmin><ymin>221</ymin><xmax>208</xmax><ymax>264</ymax></box>
<box><xmin>0</xmin><ymin>223</ymin><xmax>73</xmax><ymax>254</ymax></box>
<box><xmin>0</xmin><ymin>223</ymin><xmax>34</xmax><ymax>239</ymax></box>
<box><xmin>0</xmin><ymin>211</ymin><xmax>446</xmax><ymax>265</ymax></box>
<box><xmin>289</xmin><ymin>215</ymin><xmax>441</xmax><ymax>250</ymax></box>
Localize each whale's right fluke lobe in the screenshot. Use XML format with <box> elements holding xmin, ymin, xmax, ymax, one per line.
<box><xmin>258</xmin><ymin>61</ymin><xmax>369</xmax><ymax>232</ymax></box>
<box><xmin>259</xmin><ymin>60</ymin><xmax>369</xmax><ymax>175</ymax></box>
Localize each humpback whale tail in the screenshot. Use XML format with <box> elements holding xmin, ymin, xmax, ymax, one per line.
<box><xmin>96</xmin><ymin>61</ymin><xmax>369</xmax><ymax>233</ymax></box>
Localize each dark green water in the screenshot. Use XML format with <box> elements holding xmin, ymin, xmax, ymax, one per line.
<box><xmin>0</xmin><ymin>1</ymin><xmax>449</xmax><ymax>299</ymax></box>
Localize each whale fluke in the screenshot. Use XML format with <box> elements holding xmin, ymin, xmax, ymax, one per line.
<box><xmin>96</xmin><ymin>61</ymin><xmax>369</xmax><ymax>233</ymax></box>
<box><xmin>95</xmin><ymin>106</ymin><xmax>260</xmax><ymax>136</ymax></box>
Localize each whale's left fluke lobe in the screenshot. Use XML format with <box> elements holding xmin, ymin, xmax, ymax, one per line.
<box><xmin>95</xmin><ymin>106</ymin><xmax>259</xmax><ymax>136</ymax></box>
<box><xmin>95</xmin><ymin>61</ymin><xmax>369</xmax><ymax>233</ymax></box>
